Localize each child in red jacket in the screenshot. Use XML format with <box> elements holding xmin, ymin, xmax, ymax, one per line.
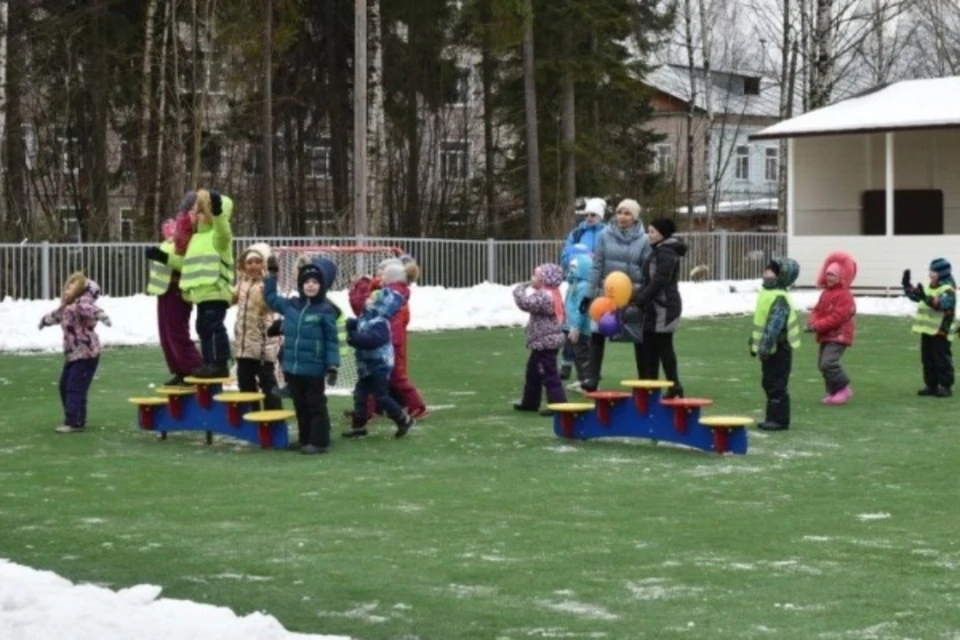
<box><xmin>806</xmin><ymin>251</ymin><xmax>857</xmax><ymax>405</ymax></box>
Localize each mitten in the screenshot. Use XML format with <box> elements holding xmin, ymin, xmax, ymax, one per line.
<box><xmin>96</xmin><ymin>311</ymin><xmax>112</xmax><ymax>327</ymax></box>
<box><xmin>267</xmin><ymin>256</ymin><xmax>279</xmax><ymax>273</ymax></box>
<box><xmin>901</xmin><ymin>269</ymin><xmax>911</xmax><ymax>287</ymax></box>
<box><xmin>325</xmin><ymin>368</ymin><xmax>338</xmax><ymax>387</ymax></box>
<box><xmin>145</xmin><ymin>246</ymin><xmax>169</xmax><ymax>264</ymax></box>
<box><xmin>38</xmin><ymin>318</ymin><xmax>46</xmax><ymax>330</ymax></box>
<box><xmin>579</xmin><ymin>297</ymin><xmax>592</xmax><ymax>315</ymax></box>
<box><xmin>210</xmin><ymin>189</ymin><xmax>223</xmax><ymax>216</ymax></box>
<box><xmin>266</xmin><ymin>319</ymin><xmax>283</xmax><ymax>337</ymax></box>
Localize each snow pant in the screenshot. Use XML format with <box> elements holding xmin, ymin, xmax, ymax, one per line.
<box><xmin>761</xmin><ymin>347</ymin><xmax>792</xmax><ymax>427</ymax></box>
<box><xmin>921</xmin><ymin>333</ymin><xmax>954</xmax><ymax>391</ymax></box>
<box><xmin>564</xmin><ymin>333</ymin><xmax>591</xmax><ymax>383</ymax></box>
<box><xmin>59</xmin><ymin>357</ymin><xmax>99</xmax><ymax>428</ymax></box>
<box><xmin>520</xmin><ymin>348</ymin><xmax>566</xmax><ymax>408</ymax></box>
<box><xmin>363</xmin><ymin>339</ymin><xmax>425</xmax><ymax>416</ymax></box>
<box><xmin>561</xmin><ymin>337</ymin><xmax>576</xmax><ymax>366</ymax></box>
<box><xmin>355</xmin><ymin>373</ymin><xmax>405</xmax><ymax>426</ymax></box>
<box><xmin>195</xmin><ymin>300</ymin><xmax>230</xmax><ymax>366</ymax></box>
<box><xmin>157</xmin><ymin>290</ymin><xmax>202</xmax><ymax>376</ymax></box>
<box><xmin>641</xmin><ymin>331</ymin><xmax>682</xmax><ymax>391</ymax></box>
<box><xmin>236</xmin><ymin>357</ymin><xmax>282</xmax><ymax>410</ymax></box>
<box><xmin>286</xmin><ymin>374</ymin><xmax>331</xmax><ymax>449</ymax></box>
<box><xmin>587</xmin><ymin>333</ymin><xmax>643</xmax><ymax>386</ymax></box>
<box><xmin>818</xmin><ymin>342</ymin><xmax>850</xmax><ymax>395</ymax></box>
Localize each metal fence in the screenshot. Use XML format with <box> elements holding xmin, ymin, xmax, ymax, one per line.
<box><xmin>0</xmin><ymin>232</ymin><xmax>787</xmax><ymax>300</ymax></box>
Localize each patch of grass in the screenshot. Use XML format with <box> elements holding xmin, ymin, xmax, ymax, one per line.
<box><xmin>1</xmin><ymin>316</ymin><xmax>958</xmax><ymax>639</ymax></box>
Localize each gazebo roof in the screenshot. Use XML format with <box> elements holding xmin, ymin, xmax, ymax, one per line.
<box><xmin>750</xmin><ymin>76</ymin><xmax>960</xmax><ymax>140</ymax></box>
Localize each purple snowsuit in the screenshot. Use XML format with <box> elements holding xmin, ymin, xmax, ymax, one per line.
<box><xmin>513</xmin><ymin>264</ymin><xmax>567</xmax><ymax>409</ymax></box>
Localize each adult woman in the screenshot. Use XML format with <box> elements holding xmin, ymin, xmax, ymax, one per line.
<box><xmin>579</xmin><ymin>198</ymin><xmax>651</xmax><ymax>392</ymax></box>
<box><xmin>632</xmin><ymin>218</ymin><xmax>687</xmax><ymax>398</ymax></box>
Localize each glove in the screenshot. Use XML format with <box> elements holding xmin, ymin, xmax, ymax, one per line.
<box><xmin>345</xmin><ymin>318</ymin><xmax>358</xmax><ymax>332</ymax></box>
<box><xmin>267</xmin><ymin>256</ymin><xmax>279</xmax><ymax>273</ymax></box>
<box><xmin>266</xmin><ymin>319</ymin><xmax>283</xmax><ymax>337</ymax></box>
<box><xmin>145</xmin><ymin>246</ymin><xmax>168</xmax><ymax>264</ymax></box>
<box><xmin>901</xmin><ymin>269</ymin><xmax>911</xmax><ymax>287</ymax></box>
<box><xmin>325</xmin><ymin>368</ymin><xmax>338</xmax><ymax>387</ymax></box>
<box><xmin>210</xmin><ymin>189</ymin><xmax>223</xmax><ymax>216</ymax></box>
<box><xmin>97</xmin><ymin>311</ymin><xmax>112</xmax><ymax>327</ymax></box>
<box><xmin>38</xmin><ymin>318</ymin><xmax>46</xmax><ymax>330</ymax></box>
<box><xmin>579</xmin><ymin>297</ymin><xmax>592</xmax><ymax>315</ymax></box>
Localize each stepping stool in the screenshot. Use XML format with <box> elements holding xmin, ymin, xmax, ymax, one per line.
<box><xmin>183</xmin><ymin>376</ymin><xmax>234</xmax><ymax>409</ymax></box>
<box><xmin>214</xmin><ymin>392</ymin><xmax>266</xmax><ymax>428</ymax></box>
<box><xmin>244</xmin><ymin>410</ymin><xmax>295</xmax><ymax>450</ymax></box>
<box><xmin>699</xmin><ymin>416</ymin><xmax>753</xmax><ymax>455</ymax></box>
<box><xmin>620</xmin><ymin>379</ymin><xmax>674</xmax><ymax>414</ymax></box>
<box><xmin>583</xmin><ymin>391</ymin><xmax>630</xmax><ymax>426</ymax></box>
<box><xmin>546</xmin><ymin>402</ymin><xmax>595</xmax><ymax>439</ymax></box>
<box><xmin>128</xmin><ymin>397</ymin><xmax>168</xmax><ymax>432</ymax></box>
<box><xmin>155</xmin><ymin>385</ymin><xmax>196</xmax><ymax>420</ymax></box>
<box><xmin>660</xmin><ymin>397</ymin><xmax>714</xmax><ymax>434</ymax></box>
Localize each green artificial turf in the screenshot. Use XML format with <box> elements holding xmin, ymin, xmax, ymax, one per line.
<box><xmin>0</xmin><ymin>316</ymin><xmax>958</xmax><ymax>640</ymax></box>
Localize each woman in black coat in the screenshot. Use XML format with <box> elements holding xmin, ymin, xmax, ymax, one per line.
<box><xmin>631</xmin><ymin>218</ymin><xmax>688</xmax><ymax>398</ymax></box>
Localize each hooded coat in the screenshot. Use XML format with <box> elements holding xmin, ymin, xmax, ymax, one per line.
<box><xmin>513</xmin><ymin>264</ymin><xmax>566</xmax><ymax>351</ymax></box>
<box><xmin>564</xmin><ymin>254</ymin><xmax>594</xmax><ymax>335</ymax></box>
<box><xmin>41</xmin><ymin>277</ymin><xmax>107</xmax><ymax>361</ymax></box>
<box><xmin>633</xmin><ymin>237</ymin><xmax>688</xmax><ymax>333</ymax></box>
<box><xmin>588</xmin><ymin>223</ymin><xmax>652</xmax><ymax>342</ymax></box>
<box><xmin>347</xmin><ymin>287</ymin><xmax>405</xmax><ymax>378</ymax></box>
<box><xmin>809</xmin><ymin>251</ymin><xmax>857</xmax><ymax>346</ymax></box>
<box><xmin>233</xmin><ymin>243</ymin><xmax>279</xmax><ymax>362</ymax></box>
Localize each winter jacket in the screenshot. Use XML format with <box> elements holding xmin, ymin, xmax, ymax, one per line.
<box><xmin>514</xmin><ymin>264</ymin><xmax>565</xmax><ymax>351</ymax></box>
<box><xmin>384</xmin><ymin>281</ymin><xmax>411</xmax><ymax>348</ymax></box>
<box><xmin>564</xmin><ymin>254</ymin><xmax>593</xmax><ymax>335</ymax></box>
<box><xmin>559</xmin><ymin>222</ymin><xmax>605</xmax><ymax>269</ymax></box>
<box><xmin>233</xmin><ymin>276</ymin><xmax>279</xmax><ymax>362</ymax></box>
<box><xmin>169</xmin><ymin>195</ymin><xmax>234</xmax><ymax>305</ymax></box>
<box><xmin>633</xmin><ymin>237</ymin><xmax>688</xmax><ymax>334</ymax></box>
<box><xmin>263</xmin><ymin>266</ymin><xmax>341</xmax><ymax>378</ymax></box>
<box><xmin>40</xmin><ymin>280</ymin><xmax>107</xmax><ymax>362</ymax></box>
<box><xmin>348</xmin><ymin>277</ymin><xmax>376</xmax><ymax>316</ymax></box>
<box><xmin>752</xmin><ymin>257</ymin><xmax>802</xmax><ymax>357</ymax></box>
<box><xmin>347</xmin><ymin>288</ymin><xmax>405</xmax><ymax>378</ymax></box>
<box><xmin>588</xmin><ymin>223</ymin><xmax>652</xmax><ymax>343</ymax></box>
<box><xmin>809</xmin><ymin>252</ymin><xmax>857</xmax><ymax>346</ymax></box>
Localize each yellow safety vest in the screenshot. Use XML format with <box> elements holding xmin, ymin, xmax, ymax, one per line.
<box><xmin>146</xmin><ymin>240</ymin><xmax>175</xmax><ymax>295</ymax></box>
<box><xmin>336</xmin><ymin>313</ymin><xmax>349</xmax><ymax>356</ymax></box>
<box><xmin>912</xmin><ymin>283</ymin><xmax>955</xmax><ymax>340</ymax></box>
<box><xmin>751</xmin><ymin>289</ymin><xmax>801</xmax><ymax>355</ymax></box>
<box><xmin>180</xmin><ymin>231</ymin><xmax>234</xmax><ymax>295</ymax></box>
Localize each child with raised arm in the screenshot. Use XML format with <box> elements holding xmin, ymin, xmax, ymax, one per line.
<box><xmin>513</xmin><ymin>263</ymin><xmax>568</xmax><ymax>416</ymax></box>
<box><xmin>903</xmin><ymin>258</ymin><xmax>956</xmax><ymax>397</ymax></box>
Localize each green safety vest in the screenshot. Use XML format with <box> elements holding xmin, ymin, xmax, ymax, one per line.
<box><xmin>912</xmin><ymin>283</ymin><xmax>955</xmax><ymax>340</ymax></box>
<box><xmin>180</xmin><ymin>230</ymin><xmax>234</xmax><ymax>296</ymax></box>
<box><xmin>146</xmin><ymin>240</ymin><xmax>175</xmax><ymax>295</ymax></box>
<box><xmin>751</xmin><ymin>289</ymin><xmax>801</xmax><ymax>355</ymax></box>
<box><xmin>336</xmin><ymin>314</ymin><xmax>349</xmax><ymax>356</ymax></box>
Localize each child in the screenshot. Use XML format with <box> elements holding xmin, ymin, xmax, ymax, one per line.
<box><xmin>38</xmin><ymin>273</ymin><xmax>111</xmax><ymax>433</ymax></box>
<box><xmin>264</xmin><ymin>255</ymin><xmax>341</xmax><ymax>454</ymax></box>
<box><xmin>806</xmin><ymin>252</ymin><xmax>857</xmax><ymax>405</ymax></box>
<box><xmin>381</xmin><ymin>260</ymin><xmax>427</xmax><ymax>417</ymax></box>
<box><xmin>234</xmin><ymin>242</ymin><xmax>282</xmax><ymax>410</ymax></box>
<box><xmin>144</xmin><ymin>217</ymin><xmax>203</xmax><ymax>386</ymax></box>
<box><xmin>559</xmin><ymin>243</ymin><xmax>591</xmax><ymax>382</ymax></box>
<box><xmin>903</xmin><ymin>258</ymin><xmax>956</xmax><ymax>397</ymax></box>
<box><xmin>512</xmin><ymin>263</ymin><xmax>568</xmax><ymax>416</ymax></box>
<box><xmin>749</xmin><ymin>257</ymin><xmax>801</xmax><ymax>431</ymax></box>
<box><xmin>342</xmin><ymin>288</ymin><xmax>417</xmax><ymax>439</ymax></box>
<box><xmin>177</xmin><ymin>189</ymin><xmax>235</xmax><ymax>379</ymax></box>
<box><xmin>562</xmin><ymin>253</ymin><xmax>594</xmax><ymax>390</ymax></box>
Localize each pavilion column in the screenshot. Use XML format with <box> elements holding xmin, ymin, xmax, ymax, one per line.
<box><xmin>787</xmin><ymin>138</ymin><xmax>795</xmax><ymax>235</ymax></box>
<box><xmin>885</xmin><ymin>132</ymin><xmax>895</xmax><ymax>236</ymax></box>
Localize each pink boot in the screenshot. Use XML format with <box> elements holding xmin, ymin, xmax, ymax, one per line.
<box><xmin>825</xmin><ymin>386</ymin><xmax>852</xmax><ymax>405</ymax></box>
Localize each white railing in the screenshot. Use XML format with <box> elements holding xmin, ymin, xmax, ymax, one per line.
<box><xmin>0</xmin><ymin>232</ymin><xmax>787</xmax><ymax>300</ymax></box>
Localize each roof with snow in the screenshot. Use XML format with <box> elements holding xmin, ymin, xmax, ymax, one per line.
<box><xmin>643</xmin><ymin>64</ymin><xmax>783</xmax><ymax>118</ymax></box>
<box><xmin>751</xmin><ymin>76</ymin><xmax>960</xmax><ymax>140</ymax></box>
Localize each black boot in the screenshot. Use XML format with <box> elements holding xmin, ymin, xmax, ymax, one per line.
<box><xmin>395</xmin><ymin>412</ymin><xmax>415</xmax><ymax>438</ymax></box>
<box><xmin>192</xmin><ymin>363</ymin><xmax>230</xmax><ymax>379</ymax></box>
<box><xmin>757</xmin><ymin>421</ymin><xmax>789</xmax><ymax>431</ymax></box>
<box><xmin>936</xmin><ymin>386</ymin><xmax>953</xmax><ymax>398</ymax></box>
<box><xmin>513</xmin><ymin>403</ymin><xmax>539</xmax><ymax>412</ymax></box>
<box><xmin>560</xmin><ymin>364</ymin><xmax>572</xmax><ymax>381</ymax></box>
<box><xmin>163</xmin><ymin>374</ymin><xmax>186</xmax><ymax>387</ymax></box>
<box><xmin>918</xmin><ymin>387</ymin><xmax>937</xmax><ymax>396</ymax></box>
<box><xmin>663</xmin><ymin>386</ymin><xmax>684</xmax><ymax>399</ymax></box>
<box><xmin>539</xmin><ymin>409</ymin><xmax>555</xmax><ymax>417</ymax></box>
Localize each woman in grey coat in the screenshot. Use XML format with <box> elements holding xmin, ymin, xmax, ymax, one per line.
<box><xmin>578</xmin><ymin>199</ymin><xmax>652</xmax><ymax>392</ymax></box>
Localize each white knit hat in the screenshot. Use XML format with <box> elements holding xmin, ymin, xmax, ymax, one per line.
<box><xmin>382</xmin><ymin>263</ymin><xmax>407</xmax><ymax>285</ymax></box>
<box><xmin>242</xmin><ymin>242</ymin><xmax>271</xmax><ymax>261</ymax></box>
<box><xmin>580</xmin><ymin>198</ymin><xmax>607</xmax><ymax>219</ymax></box>
<box><xmin>616</xmin><ymin>199</ymin><xmax>642</xmax><ymax>221</ymax></box>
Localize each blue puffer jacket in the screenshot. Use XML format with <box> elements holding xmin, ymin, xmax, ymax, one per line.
<box><xmin>263</xmin><ymin>258</ymin><xmax>342</xmax><ymax>377</ymax></box>
<box><xmin>564</xmin><ymin>254</ymin><xmax>593</xmax><ymax>335</ymax></box>
<box><xmin>559</xmin><ymin>222</ymin><xmax>605</xmax><ymax>270</ymax></box>
<box><xmin>346</xmin><ymin>288</ymin><xmax>404</xmax><ymax>378</ymax></box>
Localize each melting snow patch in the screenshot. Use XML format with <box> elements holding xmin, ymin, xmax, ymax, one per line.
<box><xmin>802</xmin><ymin>535</ymin><xmax>833</xmax><ymax>542</ymax></box>
<box><xmin>446</xmin><ymin>584</ymin><xmax>497</xmax><ymax>599</ymax></box>
<box><xmin>685</xmin><ymin>464</ymin><xmax>764</xmax><ymax>477</ymax></box>
<box><xmin>546</xmin><ymin>445</ymin><xmax>579</xmax><ymax>454</ymax></box>
<box><xmin>502</xmin><ymin>629</ymin><xmax>609</xmax><ymax>638</ymax></box>
<box><xmin>211</xmin><ymin>573</ymin><xmax>274</xmax><ymax>582</ymax></box>
<box><xmin>625</xmin><ymin>578</ymin><xmax>702</xmax><ymax>601</ymax></box>
<box><xmin>856</xmin><ymin>513</ymin><xmax>891</xmax><ymax>521</ymax></box>
<box><xmin>80</xmin><ymin>517</ymin><xmax>106</xmax><ymax>525</ymax></box>
<box><xmin>316</xmin><ymin>602</ymin><xmax>388</xmax><ymax>624</ymax></box>
<box><xmin>538</xmin><ymin>599</ymin><xmax>619</xmax><ymax>621</ymax></box>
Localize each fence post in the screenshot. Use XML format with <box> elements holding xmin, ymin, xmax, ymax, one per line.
<box><xmin>486</xmin><ymin>238</ymin><xmax>496</xmax><ymax>283</ymax></box>
<box><xmin>41</xmin><ymin>241</ymin><xmax>51</xmax><ymax>300</ymax></box>
<box><xmin>717</xmin><ymin>230</ymin><xmax>728</xmax><ymax>281</ymax></box>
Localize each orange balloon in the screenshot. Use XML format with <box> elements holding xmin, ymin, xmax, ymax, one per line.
<box><xmin>589</xmin><ymin>297</ymin><xmax>617</xmax><ymax>322</ymax></box>
<box><xmin>604</xmin><ymin>271</ymin><xmax>633</xmax><ymax>308</ymax></box>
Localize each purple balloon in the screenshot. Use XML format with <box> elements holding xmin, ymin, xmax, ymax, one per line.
<box><xmin>598</xmin><ymin>311</ymin><xmax>621</xmax><ymax>337</ymax></box>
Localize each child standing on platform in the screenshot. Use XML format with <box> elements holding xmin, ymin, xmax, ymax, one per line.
<box><xmin>38</xmin><ymin>273</ymin><xmax>111</xmax><ymax>433</ymax></box>
<box><xmin>903</xmin><ymin>258</ymin><xmax>956</xmax><ymax>397</ymax></box>
<box><xmin>513</xmin><ymin>263</ymin><xmax>568</xmax><ymax>416</ymax></box>
<box><xmin>749</xmin><ymin>257</ymin><xmax>801</xmax><ymax>431</ymax></box>
<box><xmin>806</xmin><ymin>252</ymin><xmax>857</xmax><ymax>405</ymax></box>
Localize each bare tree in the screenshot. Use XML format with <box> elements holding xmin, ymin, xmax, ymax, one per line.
<box><xmin>698</xmin><ymin>0</ymin><xmax>716</xmax><ymax>230</ymax></box>
<box><xmin>682</xmin><ymin>0</ymin><xmax>698</xmax><ymax>217</ymax></box>
<box><xmin>262</xmin><ymin>0</ymin><xmax>276</xmax><ymax>234</ymax></box>
<box><xmin>560</xmin><ymin>8</ymin><xmax>576</xmax><ymax>222</ymax></box>
<box><xmin>136</xmin><ymin>0</ymin><xmax>159</xmax><ymax>233</ymax></box>
<box><xmin>522</xmin><ymin>0</ymin><xmax>542</xmax><ymax>239</ymax></box>
<box><xmin>366</xmin><ymin>0</ymin><xmax>387</xmax><ymax>235</ymax></box>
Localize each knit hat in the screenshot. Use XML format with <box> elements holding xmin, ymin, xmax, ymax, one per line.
<box><xmin>382</xmin><ymin>262</ymin><xmax>406</xmax><ymax>285</ymax></box>
<box><xmin>377</xmin><ymin>257</ymin><xmax>403</xmax><ymax>273</ymax></box>
<box><xmin>178</xmin><ymin>191</ymin><xmax>197</xmax><ymax>213</ymax></box>
<box><xmin>648</xmin><ymin>217</ymin><xmax>676</xmax><ymax>239</ymax></box>
<box><xmin>930</xmin><ymin>257</ymin><xmax>952</xmax><ymax>281</ymax></box>
<box><xmin>241</xmin><ymin>242</ymin><xmax>271</xmax><ymax>263</ymax></box>
<box><xmin>580</xmin><ymin>198</ymin><xmax>607</xmax><ymax>219</ymax></box>
<box><xmin>615</xmin><ymin>199</ymin><xmax>642</xmax><ymax>221</ymax></box>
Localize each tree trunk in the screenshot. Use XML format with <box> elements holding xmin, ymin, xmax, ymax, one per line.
<box><xmin>800</xmin><ymin>0</ymin><xmax>810</xmax><ymax>112</ymax></box>
<box><xmin>777</xmin><ymin>0</ymin><xmax>793</xmax><ymax>233</ymax></box>
<box><xmin>480</xmin><ymin>0</ymin><xmax>499</xmax><ymax>237</ymax></box>
<box><xmin>366</xmin><ymin>0</ymin><xmax>386</xmax><ymax>235</ymax></box>
<box><xmin>697</xmin><ymin>0</ymin><xmax>714</xmax><ymax>230</ymax></box>
<box><xmin>403</xmin><ymin>70</ymin><xmax>421</xmax><ymax>237</ymax></box>
<box><xmin>153</xmin><ymin>0</ymin><xmax>173</xmax><ymax>224</ymax></box>
<box><xmin>262</xmin><ymin>0</ymin><xmax>276</xmax><ymax>234</ymax></box>
<box><xmin>171</xmin><ymin>0</ymin><xmax>186</xmax><ymax>195</ymax></box>
<box><xmin>682</xmin><ymin>0</ymin><xmax>697</xmax><ymax>220</ymax></box>
<box><xmin>325</xmin><ymin>0</ymin><xmax>349</xmax><ymax>219</ymax></box>
<box><xmin>136</xmin><ymin>0</ymin><xmax>159</xmax><ymax>235</ymax></box>
<box><xmin>560</xmin><ymin>18</ymin><xmax>576</xmax><ymax>224</ymax></box>
<box><xmin>810</xmin><ymin>0</ymin><xmax>834</xmax><ymax>108</ymax></box>
<box><xmin>521</xmin><ymin>0</ymin><xmax>542</xmax><ymax>239</ymax></box>
<box><xmin>87</xmin><ymin>8</ymin><xmax>110</xmax><ymax>240</ymax></box>
<box><xmin>3</xmin><ymin>0</ymin><xmax>27</xmax><ymax>240</ymax></box>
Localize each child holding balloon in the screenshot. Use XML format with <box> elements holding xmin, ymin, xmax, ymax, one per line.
<box><xmin>513</xmin><ymin>263</ymin><xmax>567</xmax><ymax>415</ymax></box>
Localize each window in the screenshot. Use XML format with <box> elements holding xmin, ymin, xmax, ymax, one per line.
<box><xmin>440</xmin><ymin>140</ymin><xmax>469</xmax><ymax>181</ymax></box>
<box><xmin>735</xmin><ymin>145</ymin><xmax>750</xmax><ymax>180</ymax></box>
<box><xmin>59</xmin><ymin>206</ymin><xmax>81</xmax><ymax>242</ymax></box>
<box><xmin>120</xmin><ymin>139</ymin><xmax>137</xmax><ymax>178</ymax></box>
<box><xmin>654</xmin><ymin>144</ymin><xmax>674</xmax><ymax>174</ymax></box>
<box><xmin>307</xmin><ymin>145</ymin><xmax>331</xmax><ymax>179</ymax></box>
<box><xmin>764</xmin><ymin>147</ymin><xmax>779</xmax><ymax>182</ymax></box>
<box><xmin>447</xmin><ymin>68</ymin><xmax>471</xmax><ymax>106</ymax></box>
<box><xmin>59</xmin><ymin>136</ymin><xmax>82</xmax><ymax>175</ymax></box>
<box><xmin>744</xmin><ymin>76</ymin><xmax>761</xmax><ymax>96</ymax></box>
<box><xmin>119</xmin><ymin>207</ymin><xmax>135</xmax><ymax>241</ymax></box>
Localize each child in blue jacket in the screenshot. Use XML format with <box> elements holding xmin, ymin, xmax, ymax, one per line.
<box><xmin>343</xmin><ymin>288</ymin><xmax>416</xmax><ymax>439</ymax></box>
<box><xmin>264</xmin><ymin>255</ymin><xmax>341</xmax><ymax>454</ymax></box>
<box><xmin>561</xmin><ymin>254</ymin><xmax>594</xmax><ymax>388</ymax></box>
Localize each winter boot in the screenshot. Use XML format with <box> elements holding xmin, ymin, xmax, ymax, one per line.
<box><xmin>757</xmin><ymin>421</ymin><xmax>789</xmax><ymax>431</ymax></box>
<box><xmin>164</xmin><ymin>374</ymin><xmax>187</xmax><ymax>387</ymax></box>
<box><xmin>663</xmin><ymin>386</ymin><xmax>684</xmax><ymax>400</ymax></box>
<box><xmin>513</xmin><ymin>403</ymin><xmax>539</xmax><ymax>412</ymax></box>
<box><xmin>342</xmin><ymin>416</ymin><xmax>369</xmax><ymax>438</ymax></box>
<box><xmin>192</xmin><ymin>362</ymin><xmax>230</xmax><ymax>379</ymax></box>
<box><xmin>560</xmin><ymin>364</ymin><xmax>572</xmax><ymax>381</ymax></box>
<box><xmin>918</xmin><ymin>387</ymin><xmax>938</xmax><ymax>397</ymax></box>
<box><xmin>936</xmin><ymin>386</ymin><xmax>953</xmax><ymax>398</ymax></box>
<box><xmin>395</xmin><ymin>412</ymin><xmax>415</xmax><ymax>438</ymax></box>
<box><xmin>55</xmin><ymin>425</ymin><xmax>85</xmax><ymax>434</ymax></box>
